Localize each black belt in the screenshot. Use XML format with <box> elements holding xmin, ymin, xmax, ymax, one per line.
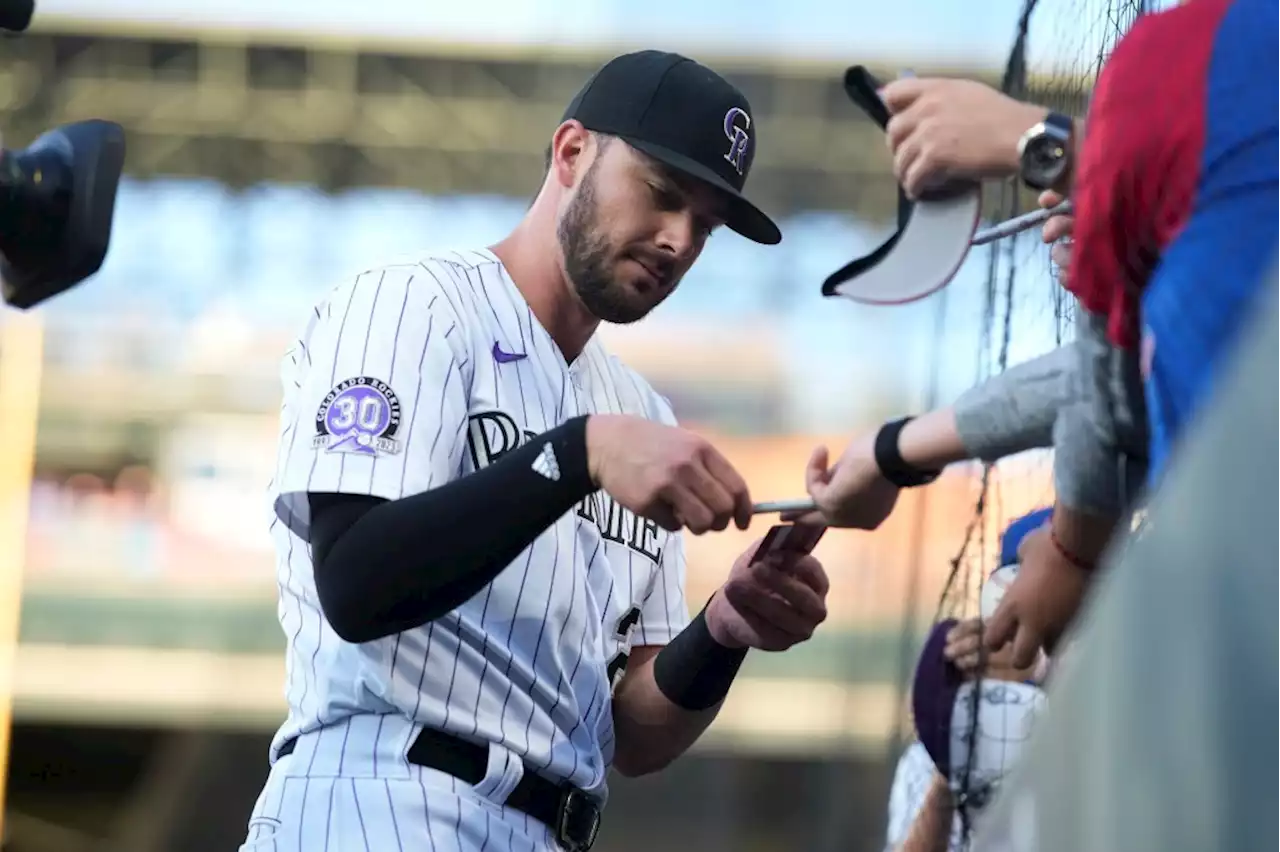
<box><xmin>278</xmin><ymin>726</ymin><xmax>602</xmax><ymax>852</ymax></box>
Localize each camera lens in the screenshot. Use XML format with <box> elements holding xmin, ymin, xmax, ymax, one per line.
<box><xmin>0</xmin><ymin>144</ymin><xmax>74</xmax><ymax>270</ymax></box>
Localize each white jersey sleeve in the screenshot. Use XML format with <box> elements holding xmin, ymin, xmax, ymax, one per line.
<box><xmin>272</xmin><ymin>263</ymin><xmax>473</xmax><ymax>540</ymax></box>
<box><xmin>633</xmin><ymin>531</ymin><xmax>689</xmax><ymax>647</ymax></box>
<box><xmin>631</xmin><ymin>395</ymin><xmax>691</xmax><ymax>647</ymax></box>
<box><xmin>885</xmin><ymin>741</ymin><xmax>940</xmax><ymax>851</ymax></box>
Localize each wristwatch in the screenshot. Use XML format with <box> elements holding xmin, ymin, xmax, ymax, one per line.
<box><xmin>873</xmin><ymin>417</ymin><xmax>942</xmax><ymax>488</ymax></box>
<box><xmin>1017</xmin><ymin>111</ymin><xmax>1074</xmax><ymax>191</ymax></box>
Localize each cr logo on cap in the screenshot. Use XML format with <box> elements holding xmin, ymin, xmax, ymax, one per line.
<box><xmin>722</xmin><ymin>107</ymin><xmax>751</xmax><ymax>176</ymax></box>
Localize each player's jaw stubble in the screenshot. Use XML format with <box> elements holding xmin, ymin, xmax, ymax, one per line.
<box><xmin>557</xmin><ymin>160</ymin><xmax>671</xmax><ymax>326</ymax></box>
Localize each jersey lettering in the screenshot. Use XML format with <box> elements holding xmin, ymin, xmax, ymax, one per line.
<box><xmin>467</xmin><ymin>410</ymin><xmax>537</xmax><ymax>468</ymax></box>
<box><xmin>606</xmin><ymin>604</ymin><xmax>643</xmax><ymax>690</ymax></box>
<box><xmin>575</xmin><ymin>493</ymin><xmax>664</xmax><ymax>565</ymax></box>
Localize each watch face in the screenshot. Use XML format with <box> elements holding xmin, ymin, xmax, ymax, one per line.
<box><xmin>1027</xmin><ymin>136</ymin><xmax>1066</xmax><ymax>170</ymax></box>
<box><xmin>1023</xmin><ymin>134</ymin><xmax>1067</xmax><ymax>186</ymax></box>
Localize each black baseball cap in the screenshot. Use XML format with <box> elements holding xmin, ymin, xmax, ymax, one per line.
<box><xmin>562</xmin><ymin>50</ymin><xmax>781</xmax><ymax>246</ymax></box>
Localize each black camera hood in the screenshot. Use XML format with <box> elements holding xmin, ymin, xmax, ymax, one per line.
<box><xmin>0</xmin><ymin>120</ymin><xmax>126</xmax><ymax>309</ymax></box>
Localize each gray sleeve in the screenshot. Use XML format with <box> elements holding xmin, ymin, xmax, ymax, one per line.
<box><xmin>954</xmin><ymin>344</ymin><xmax>1081</xmax><ymax>461</ymax></box>
<box><xmin>1052</xmin><ymin>310</ymin><xmax>1150</xmax><ymax>516</ymax></box>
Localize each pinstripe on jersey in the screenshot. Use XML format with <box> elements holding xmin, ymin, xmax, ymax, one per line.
<box><xmin>884</xmin><ymin>741</ymin><xmax>965</xmax><ymax>852</ymax></box>
<box><xmin>266</xmin><ymin>247</ymin><xmax>690</xmax><ymax>804</ymax></box>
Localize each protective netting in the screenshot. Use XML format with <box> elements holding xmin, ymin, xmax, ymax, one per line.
<box><xmin>973</xmin><ymin>272</ymin><xmax>1279</xmax><ymax>852</ymax></box>
<box><xmin>936</xmin><ymin>0</ymin><xmax>1157</xmax><ymax>626</ymax></box>
<box><xmin>913</xmin><ymin>1</ymin><xmax>1159</xmax><ymax>847</ymax></box>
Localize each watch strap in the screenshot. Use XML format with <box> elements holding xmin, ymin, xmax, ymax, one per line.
<box><xmin>874</xmin><ymin>417</ymin><xmax>942</xmax><ymax>488</ymax></box>
<box><xmin>1043</xmin><ymin>110</ymin><xmax>1074</xmax><ymax>139</ymax></box>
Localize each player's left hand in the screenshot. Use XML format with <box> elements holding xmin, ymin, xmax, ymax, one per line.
<box><xmin>705</xmin><ymin>537</ymin><xmax>830</xmax><ymax>652</ymax></box>
<box><xmin>984</xmin><ymin>525</ymin><xmax>1090</xmax><ymax>668</ymax></box>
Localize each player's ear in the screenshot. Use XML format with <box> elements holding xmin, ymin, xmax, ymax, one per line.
<box><xmin>549</xmin><ymin>121</ymin><xmax>590</xmax><ymax>189</ymax></box>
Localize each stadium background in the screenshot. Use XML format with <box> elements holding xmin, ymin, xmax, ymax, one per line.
<box><xmin>0</xmin><ymin>2</ymin><xmax>1106</xmax><ymax>850</ymax></box>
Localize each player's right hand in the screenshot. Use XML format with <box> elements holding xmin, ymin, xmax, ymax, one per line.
<box><xmin>585</xmin><ymin>414</ymin><xmax>752</xmax><ymax>534</ymax></box>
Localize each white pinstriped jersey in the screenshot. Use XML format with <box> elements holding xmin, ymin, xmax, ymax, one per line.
<box><xmin>885</xmin><ymin>741</ymin><xmax>965</xmax><ymax>852</ymax></box>
<box><xmin>266</xmin><ymin>247</ymin><xmax>689</xmax><ymax>802</ymax></box>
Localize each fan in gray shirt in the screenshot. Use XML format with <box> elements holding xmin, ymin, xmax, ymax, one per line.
<box><xmin>785</xmin><ymin>316</ymin><xmax>1148</xmax><ymax>532</ymax></box>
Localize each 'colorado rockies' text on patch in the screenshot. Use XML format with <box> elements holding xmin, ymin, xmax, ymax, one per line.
<box><xmin>467</xmin><ymin>410</ymin><xmax>663</xmax><ymax>565</ymax></box>
<box><xmin>314</xmin><ymin>376</ymin><xmax>403</xmax><ymax>456</ymax></box>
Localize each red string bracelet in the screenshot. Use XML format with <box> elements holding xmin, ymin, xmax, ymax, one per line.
<box><xmin>1050</xmin><ymin>526</ymin><xmax>1096</xmax><ymax>572</ymax></box>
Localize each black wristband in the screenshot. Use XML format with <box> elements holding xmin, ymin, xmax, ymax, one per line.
<box><xmin>874</xmin><ymin>417</ymin><xmax>942</xmax><ymax>488</ymax></box>
<box><xmin>653</xmin><ymin>603</ymin><xmax>749</xmax><ymax>712</ymax></box>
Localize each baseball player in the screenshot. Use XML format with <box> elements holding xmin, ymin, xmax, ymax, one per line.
<box><xmin>237</xmin><ymin>50</ymin><xmax>831</xmax><ymax>852</ymax></box>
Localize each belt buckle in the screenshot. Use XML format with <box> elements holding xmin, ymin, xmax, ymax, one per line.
<box><xmin>555</xmin><ymin>787</ymin><xmax>601</xmax><ymax>852</ymax></box>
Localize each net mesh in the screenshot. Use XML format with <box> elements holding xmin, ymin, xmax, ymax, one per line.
<box><xmin>914</xmin><ymin>0</ymin><xmax>1159</xmax><ymax>846</ymax></box>
<box><xmin>973</xmin><ymin>272</ymin><xmax>1279</xmax><ymax>852</ymax></box>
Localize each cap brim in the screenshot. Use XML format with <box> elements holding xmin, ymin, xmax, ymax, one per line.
<box><xmin>913</xmin><ymin>618</ymin><xmax>963</xmax><ymax>775</ymax></box>
<box><xmin>623</xmin><ymin>138</ymin><xmax>782</xmax><ymax>246</ymax></box>
<box><xmin>820</xmin><ymin>184</ymin><xmax>980</xmax><ymax>306</ymax></box>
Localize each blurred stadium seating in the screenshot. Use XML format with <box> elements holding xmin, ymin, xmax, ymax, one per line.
<box><xmin>0</xmin><ymin>4</ymin><xmax>1084</xmax><ymax>851</ymax></box>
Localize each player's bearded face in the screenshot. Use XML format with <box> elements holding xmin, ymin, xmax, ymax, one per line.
<box><xmin>557</xmin><ymin>148</ymin><xmax>702</xmax><ymax>324</ymax></box>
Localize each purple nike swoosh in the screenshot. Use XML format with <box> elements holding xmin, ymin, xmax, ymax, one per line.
<box><xmin>492</xmin><ymin>341</ymin><xmax>527</xmax><ymax>363</ymax></box>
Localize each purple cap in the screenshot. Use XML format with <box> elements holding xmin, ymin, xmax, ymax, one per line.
<box><xmin>912</xmin><ymin>618</ymin><xmax>964</xmax><ymax>775</ymax></box>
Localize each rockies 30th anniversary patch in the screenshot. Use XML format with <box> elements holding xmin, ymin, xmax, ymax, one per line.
<box><xmin>313</xmin><ymin>376</ymin><xmax>403</xmax><ymax>456</ymax></box>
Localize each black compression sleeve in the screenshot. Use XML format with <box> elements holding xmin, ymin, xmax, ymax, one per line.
<box><xmin>652</xmin><ymin>602</ymin><xmax>750</xmax><ymax>711</ymax></box>
<box><xmin>309</xmin><ymin>415</ymin><xmax>595</xmax><ymax>643</ymax></box>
